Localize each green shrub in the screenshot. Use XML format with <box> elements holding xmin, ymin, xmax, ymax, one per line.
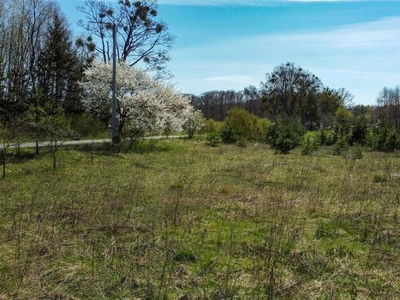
<box><xmin>370</xmin><ymin>122</ymin><xmax>400</xmax><ymax>152</ymax></box>
<box><xmin>221</xmin><ymin>124</ymin><xmax>238</xmax><ymax>144</ymax></box>
<box><xmin>206</xmin><ymin>132</ymin><xmax>221</xmax><ymax>147</ymax></box>
<box><xmin>333</xmin><ymin>107</ymin><xmax>353</xmax><ymax>144</ymax></box>
<box><xmin>350</xmin><ymin>144</ymin><xmax>363</xmax><ymax>160</ymax></box>
<box><xmin>317</xmin><ymin>129</ymin><xmax>335</xmax><ymax>146</ymax></box>
<box><xmin>200</xmin><ymin>119</ymin><xmax>224</xmax><ymax>134</ymax></box>
<box><xmin>267</xmin><ymin>120</ymin><xmax>305</xmax><ymax>154</ymax></box>
<box><xmin>333</xmin><ymin>137</ymin><xmax>349</xmax><ymax>155</ymax></box>
<box><xmin>301</xmin><ymin>133</ymin><xmax>320</xmax><ymax>155</ymax></box>
<box><xmin>235</xmin><ymin>137</ymin><xmax>248</xmax><ymax>148</ymax></box>
<box><xmin>223</xmin><ymin>108</ymin><xmax>268</xmax><ymax>143</ymax></box>
<box><xmin>350</xmin><ymin>115</ymin><xmax>369</xmax><ymax>146</ymax></box>
<box><xmin>255</xmin><ymin>118</ymin><xmax>272</xmax><ymax>141</ymax></box>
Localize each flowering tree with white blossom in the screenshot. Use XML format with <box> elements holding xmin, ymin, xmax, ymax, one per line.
<box><xmin>184</xmin><ymin>109</ymin><xmax>204</xmax><ymax>138</ymax></box>
<box><xmin>82</xmin><ymin>60</ymin><xmax>195</xmax><ymax>137</ymax></box>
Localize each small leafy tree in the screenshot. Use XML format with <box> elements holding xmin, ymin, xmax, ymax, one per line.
<box><xmin>40</xmin><ymin>111</ymin><xmax>74</xmax><ymax>169</ymax></box>
<box><xmin>333</xmin><ymin>107</ymin><xmax>353</xmax><ymax>143</ymax></box>
<box><xmin>222</xmin><ymin>108</ymin><xmax>263</xmax><ymax>144</ymax></box>
<box><xmin>301</xmin><ymin>132</ymin><xmax>320</xmax><ymax>156</ymax></box>
<box><xmin>184</xmin><ymin>109</ymin><xmax>204</xmax><ymax>139</ymax></box>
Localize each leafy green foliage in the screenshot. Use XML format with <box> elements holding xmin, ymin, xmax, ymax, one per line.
<box><xmin>301</xmin><ymin>132</ymin><xmax>320</xmax><ymax>155</ymax></box>
<box><xmin>333</xmin><ymin>107</ymin><xmax>353</xmax><ymax>143</ymax></box>
<box><xmin>333</xmin><ymin>137</ymin><xmax>349</xmax><ymax>156</ymax></box>
<box><xmin>267</xmin><ymin>120</ymin><xmax>305</xmax><ymax>154</ymax></box>
<box><xmin>370</xmin><ymin>122</ymin><xmax>400</xmax><ymax>152</ymax></box>
<box><xmin>70</xmin><ymin>113</ymin><xmax>106</xmax><ymax>138</ymax></box>
<box><xmin>260</xmin><ymin>63</ymin><xmax>352</xmax><ymax>130</ymax></box>
<box><xmin>39</xmin><ymin>110</ymin><xmax>75</xmax><ymax>169</ymax></box>
<box><xmin>350</xmin><ymin>115</ymin><xmax>370</xmax><ymax>146</ymax></box>
<box><xmin>261</xmin><ymin>62</ymin><xmax>323</xmax><ymax>123</ymax></box>
<box><xmin>221</xmin><ymin>108</ymin><xmax>270</xmax><ymax>145</ymax></box>
<box><xmin>221</xmin><ymin>124</ymin><xmax>238</xmax><ymax>144</ymax></box>
<box><xmin>206</xmin><ymin>132</ymin><xmax>221</xmax><ymax>147</ymax></box>
<box><xmin>317</xmin><ymin>129</ymin><xmax>335</xmax><ymax>146</ymax></box>
<box><xmin>350</xmin><ymin>144</ymin><xmax>363</xmax><ymax>160</ymax></box>
<box><xmin>200</xmin><ymin>119</ymin><xmax>225</xmax><ymax>134</ymax></box>
<box><xmin>226</xmin><ymin>108</ymin><xmax>260</xmax><ymax>140</ymax></box>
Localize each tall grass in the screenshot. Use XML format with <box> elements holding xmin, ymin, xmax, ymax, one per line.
<box><xmin>1</xmin><ymin>141</ymin><xmax>400</xmax><ymax>298</ymax></box>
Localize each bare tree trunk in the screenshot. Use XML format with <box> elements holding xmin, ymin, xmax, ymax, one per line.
<box><xmin>50</xmin><ymin>143</ymin><xmax>57</xmax><ymax>170</ymax></box>
<box><xmin>52</xmin><ymin>151</ymin><xmax>56</xmax><ymax>170</ymax></box>
<box><xmin>2</xmin><ymin>147</ymin><xmax>5</xmax><ymax>180</ymax></box>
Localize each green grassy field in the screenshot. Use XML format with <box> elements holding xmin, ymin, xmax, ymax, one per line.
<box><xmin>1</xmin><ymin>139</ymin><xmax>400</xmax><ymax>299</ymax></box>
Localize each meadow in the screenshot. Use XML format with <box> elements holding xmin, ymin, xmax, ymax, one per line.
<box><xmin>1</xmin><ymin>139</ymin><xmax>400</xmax><ymax>299</ymax></box>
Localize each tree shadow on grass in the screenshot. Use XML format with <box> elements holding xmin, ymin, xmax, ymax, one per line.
<box><xmin>7</xmin><ymin>151</ymin><xmax>38</xmax><ymax>164</ymax></box>
<box><xmin>73</xmin><ymin>139</ymin><xmax>174</xmax><ymax>156</ymax></box>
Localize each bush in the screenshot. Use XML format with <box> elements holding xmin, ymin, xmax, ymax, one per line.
<box><xmin>350</xmin><ymin>115</ymin><xmax>369</xmax><ymax>146</ymax></box>
<box><xmin>317</xmin><ymin>129</ymin><xmax>335</xmax><ymax>146</ymax></box>
<box><xmin>221</xmin><ymin>124</ymin><xmax>238</xmax><ymax>144</ymax></box>
<box><xmin>301</xmin><ymin>133</ymin><xmax>320</xmax><ymax>155</ymax></box>
<box><xmin>267</xmin><ymin>120</ymin><xmax>305</xmax><ymax>154</ymax></box>
<box><xmin>350</xmin><ymin>144</ymin><xmax>363</xmax><ymax>160</ymax></box>
<box><xmin>236</xmin><ymin>137</ymin><xmax>248</xmax><ymax>148</ymax></box>
<box><xmin>254</xmin><ymin>118</ymin><xmax>272</xmax><ymax>141</ymax></box>
<box><xmin>206</xmin><ymin>132</ymin><xmax>221</xmax><ymax>147</ymax></box>
<box><xmin>223</xmin><ymin>108</ymin><xmax>267</xmax><ymax>143</ymax></box>
<box><xmin>333</xmin><ymin>107</ymin><xmax>353</xmax><ymax>144</ymax></box>
<box><xmin>200</xmin><ymin>119</ymin><xmax>224</xmax><ymax>135</ymax></box>
<box><xmin>370</xmin><ymin>122</ymin><xmax>400</xmax><ymax>152</ymax></box>
<box><xmin>333</xmin><ymin>137</ymin><xmax>349</xmax><ymax>155</ymax></box>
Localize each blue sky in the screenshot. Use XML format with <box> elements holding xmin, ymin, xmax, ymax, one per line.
<box><xmin>58</xmin><ymin>0</ymin><xmax>400</xmax><ymax>105</ymax></box>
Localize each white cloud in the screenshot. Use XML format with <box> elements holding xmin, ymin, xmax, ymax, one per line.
<box><xmin>168</xmin><ymin>16</ymin><xmax>400</xmax><ymax>104</ymax></box>
<box><xmin>159</xmin><ymin>0</ymin><xmax>384</xmax><ymax>6</ymax></box>
<box><xmin>204</xmin><ymin>75</ymin><xmax>253</xmax><ymax>83</ymax></box>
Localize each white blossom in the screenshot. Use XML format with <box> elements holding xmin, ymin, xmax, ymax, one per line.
<box><xmin>82</xmin><ymin>60</ymin><xmax>193</xmax><ymax>135</ymax></box>
<box><xmin>184</xmin><ymin>109</ymin><xmax>205</xmax><ymax>138</ymax></box>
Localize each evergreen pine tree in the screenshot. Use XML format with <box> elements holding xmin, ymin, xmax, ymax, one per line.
<box><xmin>37</xmin><ymin>12</ymin><xmax>84</xmax><ymax>116</ymax></box>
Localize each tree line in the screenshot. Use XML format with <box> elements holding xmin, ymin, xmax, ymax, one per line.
<box><xmin>190</xmin><ymin>62</ymin><xmax>400</xmax><ymax>153</ymax></box>
<box><xmin>0</xmin><ymin>0</ymin><xmax>93</xmax><ymax>147</ymax></box>
<box><xmin>189</xmin><ymin>62</ymin><xmax>355</xmax><ymax>129</ymax></box>
<box><xmin>0</xmin><ymin>0</ymin><xmax>178</xmax><ymax>150</ymax></box>
<box><xmin>1</xmin><ymin>0</ymin><xmax>400</xmax><ymax>158</ymax></box>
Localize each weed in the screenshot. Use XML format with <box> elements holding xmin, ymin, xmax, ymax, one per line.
<box><xmin>1</xmin><ymin>140</ymin><xmax>400</xmax><ymax>298</ymax></box>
